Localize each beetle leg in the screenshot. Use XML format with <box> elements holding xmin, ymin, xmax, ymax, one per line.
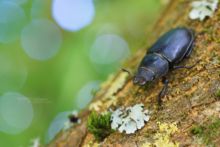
<box><xmin>121</xmin><ymin>68</ymin><xmax>132</xmax><ymax>76</ymax></box>
<box><xmin>173</xmin><ymin>64</ymin><xmax>195</xmax><ymax>70</ymax></box>
<box><xmin>158</xmin><ymin>77</ymin><xmax>169</xmax><ymax>107</ymax></box>
<box><xmin>173</xmin><ymin>60</ymin><xmax>200</xmax><ymax>70</ymax></box>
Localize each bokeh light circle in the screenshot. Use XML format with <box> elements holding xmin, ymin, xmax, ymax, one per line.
<box><xmin>0</xmin><ymin>92</ymin><xmax>33</xmax><ymax>134</ymax></box>
<box><xmin>90</xmin><ymin>34</ymin><xmax>130</xmax><ymax>64</ymax></box>
<box><xmin>21</xmin><ymin>19</ymin><xmax>62</xmax><ymax>61</ymax></box>
<box><xmin>0</xmin><ymin>1</ymin><xmax>26</xmax><ymax>43</ymax></box>
<box><xmin>52</xmin><ymin>0</ymin><xmax>95</xmax><ymax>31</ymax></box>
<box><xmin>46</xmin><ymin>111</ymin><xmax>71</xmax><ymax>143</ymax></box>
<box><xmin>31</xmin><ymin>0</ymin><xmax>46</xmax><ymax>19</ymax></box>
<box><xmin>0</xmin><ymin>0</ymin><xmax>28</xmax><ymax>5</ymax></box>
<box><xmin>0</xmin><ymin>51</ymin><xmax>27</xmax><ymax>93</ymax></box>
<box><xmin>75</xmin><ymin>81</ymin><xmax>100</xmax><ymax>109</ymax></box>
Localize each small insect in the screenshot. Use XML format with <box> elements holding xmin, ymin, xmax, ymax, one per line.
<box><xmin>133</xmin><ymin>27</ymin><xmax>196</xmax><ymax>106</ymax></box>
<box><xmin>68</xmin><ymin>114</ymin><xmax>79</xmax><ymax>123</ymax></box>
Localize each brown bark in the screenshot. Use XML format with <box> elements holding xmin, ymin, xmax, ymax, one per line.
<box><xmin>49</xmin><ymin>0</ymin><xmax>220</xmax><ymax>146</ymax></box>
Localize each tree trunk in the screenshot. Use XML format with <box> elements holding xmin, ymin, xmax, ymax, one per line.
<box><xmin>49</xmin><ymin>0</ymin><xmax>220</xmax><ymax>146</ymax></box>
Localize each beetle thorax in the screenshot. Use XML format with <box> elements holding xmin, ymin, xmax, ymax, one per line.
<box><xmin>133</xmin><ymin>67</ymin><xmax>155</xmax><ymax>86</ymax></box>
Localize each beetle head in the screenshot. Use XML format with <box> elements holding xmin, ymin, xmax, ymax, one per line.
<box><xmin>133</xmin><ymin>67</ymin><xmax>155</xmax><ymax>86</ymax></box>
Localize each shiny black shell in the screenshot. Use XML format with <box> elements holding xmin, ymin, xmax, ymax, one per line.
<box><xmin>147</xmin><ymin>27</ymin><xmax>194</xmax><ymax>64</ymax></box>
<box><xmin>139</xmin><ymin>54</ymin><xmax>169</xmax><ymax>78</ymax></box>
<box><xmin>134</xmin><ymin>27</ymin><xmax>194</xmax><ymax>85</ymax></box>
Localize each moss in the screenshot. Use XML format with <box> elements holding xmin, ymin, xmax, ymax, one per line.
<box><xmin>191</xmin><ymin>118</ymin><xmax>220</xmax><ymax>145</ymax></box>
<box><xmin>206</xmin><ymin>118</ymin><xmax>220</xmax><ymax>137</ymax></box>
<box><xmin>87</xmin><ymin>111</ymin><xmax>114</xmax><ymax>141</ymax></box>
<box><xmin>190</xmin><ymin>125</ymin><xmax>204</xmax><ymax>135</ymax></box>
<box><xmin>215</xmin><ymin>89</ymin><xmax>220</xmax><ymax>98</ymax></box>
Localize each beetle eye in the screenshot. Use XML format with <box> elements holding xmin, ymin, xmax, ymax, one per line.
<box><xmin>133</xmin><ymin>76</ymin><xmax>146</xmax><ymax>86</ymax></box>
<box><xmin>139</xmin><ymin>78</ymin><xmax>146</xmax><ymax>86</ymax></box>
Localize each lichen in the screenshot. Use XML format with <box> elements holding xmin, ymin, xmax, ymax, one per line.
<box><xmin>189</xmin><ymin>0</ymin><xmax>219</xmax><ymax>21</ymax></box>
<box><xmin>104</xmin><ymin>95</ymin><xmax>118</xmax><ymax>108</ymax></box>
<box><xmin>157</xmin><ymin>122</ymin><xmax>179</xmax><ymax>135</ymax></box>
<box><xmin>153</xmin><ymin>122</ymin><xmax>179</xmax><ymax>147</ymax></box>
<box><xmin>104</xmin><ymin>72</ymin><xmax>129</xmax><ymax>99</ymax></box>
<box><xmin>142</xmin><ymin>122</ymin><xmax>179</xmax><ymax>147</ymax></box>
<box><xmin>111</xmin><ymin>103</ymin><xmax>150</xmax><ymax>134</ymax></box>
<box><xmin>87</xmin><ymin>111</ymin><xmax>114</xmax><ymax>141</ymax></box>
<box><xmin>89</xmin><ymin>96</ymin><xmax>118</xmax><ymax>112</ymax></box>
<box><xmin>83</xmin><ymin>142</ymin><xmax>100</xmax><ymax>147</ymax></box>
<box><xmin>190</xmin><ymin>118</ymin><xmax>220</xmax><ymax>145</ymax></box>
<box><xmin>89</xmin><ymin>101</ymin><xmax>103</xmax><ymax>111</ymax></box>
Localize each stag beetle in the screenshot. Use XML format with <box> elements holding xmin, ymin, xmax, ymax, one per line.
<box><xmin>133</xmin><ymin>27</ymin><xmax>195</xmax><ymax>106</ymax></box>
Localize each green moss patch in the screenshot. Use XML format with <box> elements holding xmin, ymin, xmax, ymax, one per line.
<box><xmin>87</xmin><ymin>111</ymin><xmax>114</xmax><ymax>141</ymax></box>
<box><xmin>191</xmin><ymin>118</ymin><xmax>220</xmax><ymax>145</ymax></box>
<box><xmin>215</xmin><ymin>89</ymin><xmax>220</xmax><ymax>98</ymax></box>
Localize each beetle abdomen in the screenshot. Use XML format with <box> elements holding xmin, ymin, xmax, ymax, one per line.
<box><xmin>147</xmin><ymin>27</ymin><xmax>194</xmax><ymax>64</ymax></box>
<box><xmin>139</xmin><ymin>54</ymin><xmax>169</xmax><ymax>78</ymax></box>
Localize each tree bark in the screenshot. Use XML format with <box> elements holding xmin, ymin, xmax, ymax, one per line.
<box><xmin>49</xmin><ymin>0</ymin><xmax>220</xmax><ymax>146</ymax></box>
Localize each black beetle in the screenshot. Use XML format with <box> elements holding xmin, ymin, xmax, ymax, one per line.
<box><xmin>133</xmin><ymin>27</ymin><xmax>195</xmax><ymax>106</ymax></box>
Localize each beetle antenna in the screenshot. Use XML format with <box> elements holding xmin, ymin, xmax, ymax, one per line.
<box><xmin>121</xmin><ymin>68</ymin><xmax>132</xmax><ymax>76</ymax></box>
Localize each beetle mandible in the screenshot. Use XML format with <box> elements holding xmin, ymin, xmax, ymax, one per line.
<box><xmin>133</xmin><ymin>27</ymin><xmax>195</xmax><ymax>106</ymax></box>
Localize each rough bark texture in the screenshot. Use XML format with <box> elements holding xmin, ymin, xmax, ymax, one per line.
<box><xmin>49</xmin><ymin>0</ymin><xmax>220</xmax><ymax>146</ymax></box>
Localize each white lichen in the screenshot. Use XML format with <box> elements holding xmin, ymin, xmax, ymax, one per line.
<box><xmin>111</xmin><ymin>104</ymin><xmax>150</xmax><ymax>134</ymax></box>
<box><xmin>189</xmin><ymin>0</ymin><xmax>219</xmax><ymax>21</ymax></box>
<box><xmin>111</xmin><ymin>108</ymin><xmax>123</xmax><ymax>129</ymax></box>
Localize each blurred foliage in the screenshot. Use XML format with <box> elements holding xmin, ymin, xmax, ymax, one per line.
<box><xmin>0</xmin><ymin>0</ymin><xmax>164</xmax><ymax>146</ymax></box>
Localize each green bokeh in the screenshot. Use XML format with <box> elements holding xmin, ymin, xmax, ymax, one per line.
<box><xmin>0</xmin><ymin>0</ymin><xmax>163</xmax><ymax>146</ymax></box>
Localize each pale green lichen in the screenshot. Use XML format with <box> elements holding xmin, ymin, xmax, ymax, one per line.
<box><xmin>104</xmin><ymin>72</ymin><xmax>128</xmax><ymax>99</ymax></box>
<box><xmin>84</xmin><ymin>141</ymin><xmax>100</xmax><ymax>147</ymax></box>
<box><xmin>89</xmin><ymin>101</ymin><xmax>103</xmax><ymax>111</ymax></box>
<box><xmin>89</xmin><ymin>72</ymin><xmax>128</xmax><ymax>111</ymax></box>
<box><xmin>142</xmin><ymin>122</ymin><xmax>179</xmax><ymax>147</ymax></box>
